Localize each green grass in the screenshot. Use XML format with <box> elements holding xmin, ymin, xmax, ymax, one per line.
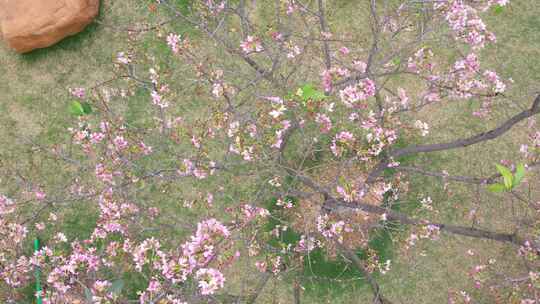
<box><xmin>1</xmin><ymin>0</ymin><xmax>540</xmax><ymax>303</ymax></box>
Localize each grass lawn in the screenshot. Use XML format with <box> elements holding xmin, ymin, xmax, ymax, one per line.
<box><xmin>1</xmin><ymin>0</ymin><xmax>539</xmax><ymax>303</ymax></box>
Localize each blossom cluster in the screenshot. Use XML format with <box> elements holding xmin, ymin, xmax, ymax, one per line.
<box><xmin>240</xmin><ymin>36</ymin><xmax>264</xmax><ymax>54</ymax></box>
<box><xmin>435</xmin><ymin>0</ymin><xmax>498</xmax><ymax>49</ymax></box>
<box><xmin>339</xmin><ymin>78</ymin><xmax>377</xmax><ymax>108</ymax></box>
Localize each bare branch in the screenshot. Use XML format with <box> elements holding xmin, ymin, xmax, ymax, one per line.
<box><xmin>396</xmin><ymin>166</ymin><xmax>492</xmax><ymax>184</ymax></box>
<box><xmin>391</xmin><ymin>95</ymin><xmax>540</xmax><ymax>158</ymax></box>
<box><xmin>246</xmin><ymin>273</ymin><xmax>271</xmax><ymax>304</ymax></box>
<box><xmin>367</xmin><ymin>95</ymin><xmax>540</xmax><ymax>183</ymax></box>
<box><xmin>336</xmin><ymin>242</ymin><xmax>393</xmax><ymax>304</ymax></box>
<box><xmin>317</xmin><ymin>0</ymin><xmax>332</xmax><ymax>72</ymax></box>
<box><xmin>294</xmin><ymin>172</ymin><xmax>524</xmax><ymax>246</ymax></box>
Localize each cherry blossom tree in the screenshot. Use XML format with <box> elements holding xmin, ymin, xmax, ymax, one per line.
<box><xmin>1</xmin><ymin>0</ymin><xmax>539</xmax><ymax>303</ymax></box>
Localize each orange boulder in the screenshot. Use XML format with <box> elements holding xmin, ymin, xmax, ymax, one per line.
<box><xmin>0</xmin><ymin>0</ymin><xmax>99</xmax><ymax>53</ymax></box>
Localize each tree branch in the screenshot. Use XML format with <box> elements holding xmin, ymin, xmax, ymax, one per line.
<box><xmin>294</xmin><ymin>173</ymin><xmax>523</xmax><ymax>246</ymax></box>
<box><xmin>366</xmin><ymin>95</ymin><xmax>540</xmax><ymax>183</ymax></box>
<box><xmin>391</xmin><ymin>95</ymin><xmax>540</xmax><ymax>158</ymax></box>
<box><xmin>336</xmin><ymin>242</ymin><xmax>393</xmax><ymax>304</ymax></box>
<box><xmin>396</xmin><ymin>166</ymin><xmax>492</xmax><ymax>184</ymax></box>
<box><xmin>317</xmin><ymin>0</ymin><xmax>332</xmax><ymax>72</ymax></box>
<box><xmin>246</xmin><ymin>273</ymin><xmax>271</xmax><ymax>304</ymax></box>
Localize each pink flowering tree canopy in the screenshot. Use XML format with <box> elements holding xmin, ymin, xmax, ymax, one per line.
<box><xmin>1</xmin><ymin>0</ymin><xmax>540</xmax><ymax>303</ymax></box>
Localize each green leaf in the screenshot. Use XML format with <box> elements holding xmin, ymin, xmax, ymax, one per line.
<box><xmin>81</xmin><ymin>102</ymin><xmax>92</xmax><ymax>115</ymax></box>
<box><xmin>495</xmin><ymin>164</ymin><xmax>513</xmax><ymax>189</ymax></box>
<box><xmin>493</xmin><ymin>5</ymin><xmax>504</xmax><ymax>14</ymax></box>
<box><xmin>299</xmin><ymin>84</ymin><xmax>326</xmax><ymax>102</ymax></box>
<box><xmin>512</xmin><ymin>163</ymin><xmax>526</xmax><ymax>188</ymax></box>
<box><xmin>107</xmin><ymin>279</ymin><xmax>124</xmax><ymax>296</ymax></box>
<box><xmin>69</xmin><ymin>101</ymin><xmax>85</xmax><ymax>116</ymax></box>
<box><xmin>392</xmin><ymin>57</ymin><xmax>401</xmax><ymax>66</ymax></box>
<box><xmin>488</xmin><ymin>183</ymin><xmax>506</xmax><ymax>193</ymax></box>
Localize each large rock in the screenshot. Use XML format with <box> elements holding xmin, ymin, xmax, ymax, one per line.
<box><xmin>0</xmin><ymin>0</ymin><xmax>99</xmax><ymax>53</ymax></box>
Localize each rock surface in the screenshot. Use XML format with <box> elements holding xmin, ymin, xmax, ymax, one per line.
<box><xmin>0</xmin><ymin>0</ymin><xmax>99</xmax><ymax>53</ymax></box>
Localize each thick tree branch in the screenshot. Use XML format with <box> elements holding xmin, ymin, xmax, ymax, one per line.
<box><xmin>366</xmin><ymin>95</ymin><xmax>540</xmax><ymax>183</ymax></box>
<box><xmin>294</xmin><ymin>173</ymin><xmax>524</xmax><ymax>246</ymax></box>
<box><xmin>391</xmin><ymin>95</ymin><xmax>540</xmax><ymax>158</ymax></box>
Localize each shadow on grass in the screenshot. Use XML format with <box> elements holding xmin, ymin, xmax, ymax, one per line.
<box><xmin>263</xmin><ymin>196</ymin><xmax>399</xmax><ymax>297</ymax></box>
